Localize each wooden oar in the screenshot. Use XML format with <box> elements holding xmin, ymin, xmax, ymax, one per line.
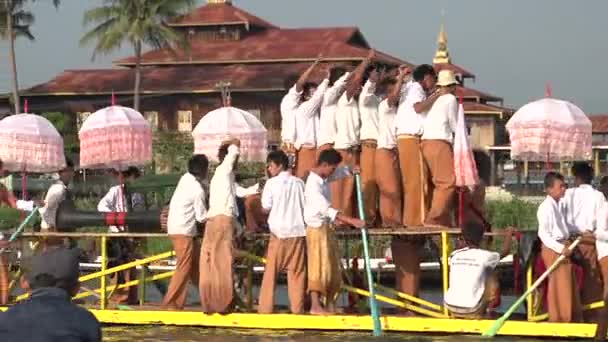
<box><xmin>482</xmin><ymin>237</ymin><xmax>582</xmax><ymax>337</ymax></box>
<box><xmin>0</xmin><ymin>208</ymin><xmax>38</xmax><ymax>254</ymax></box>
<box><xmin>354</xmin><ymin>172</ymin><xmax>382</xmax><ymax>336</ymax></box>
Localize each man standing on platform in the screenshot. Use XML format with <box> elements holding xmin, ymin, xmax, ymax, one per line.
<box><xmin>421</xmin><ymin>69</ymin><xmax>458</xmax><ymax>227</ymax></box>
<box><xmin>200</xmin><ymin>139</ymin><xmax>241</xmax><ymax>314</ymax></box>
<box><xmin>162</xmin><ymin>155</ymin><xmax>208</xmax><ymax>310</ymax></box>
<box><xmin>560</xmin><ymin>162</ymin><xmax>605</xmax><ymax>322</ymax></box>
<box><xmin>317</xmin><ymin>68</ymin><xmax>350</xmax><ymax>154</ymax></box>
<box><xmin>281</xmin><ymin>57</ymin><xmax>322</xmax><ymax>171</ymax></box>
<box><xmin>258</xmin><ymin>151</ymin><xmax>307</xmax><ymax>314</ymax></box>
<box><xmin>331</xmin><ymin>50</ymin><xmax>373</xmax><ymax>219</ymax></box>
<box><xmin>40</xmin><ymin>158</ymin><xmax>75</xmax><ymax>249</ymax></box>
<box><xmin>293</xmin><ymin>68</ymin><xmax>330</xmax><ymax>179</ymax></box>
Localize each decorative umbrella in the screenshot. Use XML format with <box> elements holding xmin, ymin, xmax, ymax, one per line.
<box><xmin>0</xmin><ymin>113</ymin><xmax>65</xmax><ymax>173</ymax></box>
<box><xmin>192</xmin><ymin>106</ymin><xmax>268</xmax><ymax>162</ymax></box>
<box><xmin>79</xmin><ymin>105</ymin><xmax>152</xmax><ymax>170</ymax></box>
<box><xmin>506</xmin><ymin>98</ymin><xmax>592</xmax><ymax>162</ymax></box>
<box><xmin>453</xmin><ymin>97</ymin><xmax>479</xmax><ymax>227</ymax></box>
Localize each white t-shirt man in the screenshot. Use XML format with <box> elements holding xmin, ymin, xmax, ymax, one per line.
<box><xmin>444</xmin><ymin>247</ymin><xmax>500</xmax><ymax>311</ymax></box>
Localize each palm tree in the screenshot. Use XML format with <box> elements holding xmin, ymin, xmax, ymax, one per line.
<box><xmin>80</xmin><ymin>0</ymin><xmax>194</xmax><ymax>111</ymax></box>
<box><xmin>1</xmin><ymin>0</ymin><xmax>59</xmax><ymax>114</ymax></box>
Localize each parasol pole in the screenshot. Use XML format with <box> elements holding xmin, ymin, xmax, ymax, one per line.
<box><xmin>545</xmin><ymin>83</ymin><xmax>552</xmax><ymax>171</ymax></box>
<box><xmin>457</xmin><ymin>95</ymin><xmax>464</xmax><ymax>228</ymax></box>
<box><xmin>23</xmin><ymin>99</ymin><xmax>28</xmax><ymax>113</ymax></box>
<box><xmin>111</xmin><ymin>90</ymin><xmax>116</xmax><ymax>106</ymax></box>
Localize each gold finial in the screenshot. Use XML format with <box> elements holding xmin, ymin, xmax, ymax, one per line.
<box><xmin>208</xmin><ymin>0</ymin><xmax>231</xmax><ymax>4</ymax></box>
<box><xmin>433</xmin><ymin>23</ymin><xmax>451</xmax><ymax>64</ymax></box>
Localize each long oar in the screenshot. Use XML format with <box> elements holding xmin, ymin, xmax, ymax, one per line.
<box><xmin>0</xmin><ymin>208</ymin><xmax>38</xmax><ymax>254</ymax></box>
<box><xmin>482</xmin><ymin>237</ymin><xmax>582</xmax><ymax>337</ymax></box>
<box><xmin>354</xmin><ymin>172</ymin><xmax>382</xmax><ymax>336</ymax></box>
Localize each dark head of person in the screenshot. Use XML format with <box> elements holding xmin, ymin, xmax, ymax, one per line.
<box><xmin>315</xmin><ymin>148</ymin><xmax>343</xmax><ymax>179</ymax></box>
<box><xmin>329</xmin><ymin>66</ymin><xmax>348</xmax><ymax>86</ymax></box>
<box><xmin>571</xmin><ymin>161</ymin><xmax>593</xmax><ymax>186</ymax></box>
<box><xmin>188</xmin><ymin>154</ymin><xmax>209</xmax><ymax>181</ymax></box>
<box><xmin>412</xmin><ymin>64</ymin><xmax>437</xmax><ymax>92</ymax></box>
<box><xmin>59</xmin><ymin>158</ymin><xmax>75</xmax><ymax>185</ymax></box>
<box><xmin>544</xmin><ymin>171</ymin><xmax>566</xmax><ymax>201</ymax></box>
<box><xmin>22</xmin><ymin>247</ymin><xmax>81</xmax><ymax>297</ymax></box>
<box><xmin>266</xmin><ymin>150</ymin><xmax>289</xmax><ymax>178</ymax></box>
<box><xmin>462</xmin><ymin>221</ymin><xmax>485</xmax><ymax>248</ymax></box>
<box><xmin>283</xmin><ymin>74</ymin><xmax>300</xmax><ymax>93</ymax></box>
<box><xmin>301</xmin><ymin>82</ymin><xmax>318</xmax><ymax>102</ymax></box>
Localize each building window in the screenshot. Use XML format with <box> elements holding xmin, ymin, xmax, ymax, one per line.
<box><xmin>144</xmin><ymin>111</ymin><xmax>159</xmax><ymax>130</ymax></box>
<box><xmin>177</xmin><ymin>110</ymin><xmax>193</xmax><ymax>132</ymax></box>
<box><xmin>76</xmin><ymin>112</ymin><xmax>91</xmax><ymax>130</ymax></box>
<box><xmin>247</xmin><ymin>109</ymin><xmax>261</xmax><ymax>120</ymax></box>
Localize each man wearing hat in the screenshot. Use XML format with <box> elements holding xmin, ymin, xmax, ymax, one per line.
<box><xmin>0</xmin><ymin>247</ymin><xmax>101</xmax><ymax>341</ymax></box>
<box><xmin>421</xmin><ymin>69</ymin><xmax>459</xmax><ymax>227</ymax></box>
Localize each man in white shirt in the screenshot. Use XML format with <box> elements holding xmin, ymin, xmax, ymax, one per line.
<box><xmin>281</xmin><ymin>58</ymin><xmax>322</xmax><ymax>170</ymax></box>
<box><xmin>258</xmin><ymin>151</ymin><xmax>307</xmax><ymax>314</ymax></box>
<box><xmin>537</xmin><ymin>172</ymin><xmax>582</xmax><ymax>323</ymax></box>
<box><xmin>560</xmin><ymin>162</ymin><xmax>605</xmax><ymax>322</ymax></box>
<box><xmin>593</xmin><ymin>183</ymin><xmax>608</xmax><ymax>340</ymax></box>
<box><xmin>331</xmin><ymin>51</ymin><xmax>373</xmax><ymax>219</ymax></box>
<box><xmin>421</xmin><ymin>69</ymin><xmax>459</xmax><ymax>227</ymax></box>
<box><xmin>161</xmin><ymin>155</ymin><xmax>208</xmax><ymax>310</ymax></box>
<box><xmin>444</xmin><ymin>222</ymin><xmax>512</xmax><ymax>318</ymax></box>
<box><xmin>318</xmin><ymin>68</ymin><xmax>350</xmax><ymax>153</ymax></box>
<box><xmin>395</xmin><ymin>64</ymin><xmax>443</xmax><ymax>227</ymax></box>
<box><xmin>40</xmin><ymin>158</ymin><xmax>75</xmax><ymax>249</ymax></box>
<box><xmin>200</xmin><ymin>139</ymin><xmax>241</xmax><ymax>313</ymax></box>
<box><xmin>305</xmin><ymin>148</ymin><xmax>365</xmax><ymax>315</ymax></box>
<box><xmin>375</xmin><ymin>66</ymin><xmax>410</xmax><ymax>226</ymax></box>
<box><xmin>293</xmin><ymin>75</ymin><xmax>330</xmax><ymax>179</ymax></box>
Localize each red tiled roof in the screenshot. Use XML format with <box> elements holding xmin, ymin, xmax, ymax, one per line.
<box><xmin>434</xmin><ymin>63</ymin><xmax>475</xmax><ymax>79</ymax></box>
<box><xmin>168</xmin><ymin>3</ymin><xmax>276</xmax><ymax>29</ymax></box>
<box><xmin>589</xmin><ymin>115</ymin><xmax>608</xmax><ymax>133</ymax></box>
<box><xmin>462</xmin><ymin>102</ymin><xmax>513</xmax><ymax>114</ymax></box>
<box><xmin>113</xmin><ymin>28</ymin><xmax>406</xmax><ymax>66</ymax></box>
<box><xmin>23</xmin><ymin>63</ymin><xmax>355</xmax><ymax>95</ymax></box>
<box><xmin>456</xmin><ymin>86</ymin><xmax>502</xmax><ymax>103</ymax></box>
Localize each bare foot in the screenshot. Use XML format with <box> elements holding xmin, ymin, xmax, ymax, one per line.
<box><xmin>310</xmin><ymin>307</ymin><xmax>328</xmax><ymax>315</ymax></box>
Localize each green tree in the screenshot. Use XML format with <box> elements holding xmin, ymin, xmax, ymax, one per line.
<box><xmin>80</xmin><ymin>0</ymin><xmax>194</xmax><ymax>112</ymax></box>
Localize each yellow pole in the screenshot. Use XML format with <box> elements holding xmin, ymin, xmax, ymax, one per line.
<box><xmin>100</xmin><ymin>236</ymin><xmax>107</xmax><ymax>310</ymax></box>
<box><xmin>526</xmin><ymin>260</ymin><xmax>533</xmax><ymax>321</ymax></box>
<box><xmin>441</xmin><ymin>231</ymin><xmax>449</xmax><ymax>316</ymax></box>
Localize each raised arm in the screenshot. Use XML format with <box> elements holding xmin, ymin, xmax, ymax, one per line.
<box><xmin>413</xmin><ymin>87</ymin><xmax>447</xmax><ymax>114</ymax></box>
<box><xmin>346</xmin><ymin>49</ymin><xmax>374</xmax><ymax>100</ymax></box>
<box><xmin>359</xmin><ymin>76</ymin><xmax>377</xmax><ymax>107</ymax></box>
<box><xmin>296</xmin><ymin>55</ymin><xmax>322</xmax><ymax>92</ymax></box>
<box><xmin>297</xmin><ymin>79</ymin><xmax>330</xmax><ymax>118</ymax></box>
<box><xmin>388</xmin><ymin>66</ymin><xmax>411</xmax><ymax>108</ymax></box>
<box><xmin>323</xmin><ymin>72</ymin><xmax>350</xmax><ymax>106</ymax></box>
<box><xmin>217</xmin><ymin>141</ymin><xmax>241</xmax><ymax>173</ymax></box>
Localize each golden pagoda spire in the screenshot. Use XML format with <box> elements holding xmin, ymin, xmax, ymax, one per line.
<box><xmin>433</xmin><ymin>23</ymin><xmax>451</xmax><ymax>64</ymax></box>
<box><xmin>208</xmin><ymin>0</ymin><xmax>231</xmax><ymax>4</ymax></box>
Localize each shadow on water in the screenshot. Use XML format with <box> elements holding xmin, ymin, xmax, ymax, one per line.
<box><xmin>102</xmin><ymin>326</ymin><xmax>573</xmax><ymax>342</ymax></box>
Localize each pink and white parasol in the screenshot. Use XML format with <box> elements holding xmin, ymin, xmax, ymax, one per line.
<box><xmin>506</xmin><ymin>98</ymin><xmax>592</xmax><ymax>162</ymax></box>
<box><xmin>192</xmin><ymin>106</ymin><xmax>267</xmax><ymax>162</ymax></box>
<box><xmin>0</xmin><ymin>113</ymin><xmax>65</xmax><ymax>173</ymax></box>
<box><xmin>454</xmin><ymin>99</ymin><xmax>479</xmax><ymax>190</ymax></box>
<box><xmin>79</xmin><ymin>105</ymin><xmax>152</xmax><ymax>170</ymax></box>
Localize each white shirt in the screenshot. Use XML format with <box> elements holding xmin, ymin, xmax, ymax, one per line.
<box><xmin>560</xmin><ymin>184</ymin><xmax>606</xmax><ymax>234</ymax></box>
<box><xmin>444</xmin><ymin>247</ymin><xmax>500</xmax><ymax>309</ymax></box>
<box><xmin>98</xmin><ymin>185</ymin><xmax>128</xmax><ymax>233</ymax></box>
<box><xmin>280</xmin><ymin>85</ymin><xmax>301</xmax><ymax>144</ymax></box>
<box><xmin>318</xmin><ymin>73</ymin><xmax>349</xmax><ymax>147</ymax></box>
<box><xmin>304</xmin><ymin>171</ymin><xmax>339</xmax><ymax>228</ymax></box>
<box><xmin>40</xmin><ymin>182</ymin><xmax>68</xmax><ymax>229</ymax></box>
<box><xmin>359</xmin><ymin>80</ymin><xmax>382</xmax><ymax>141</ymax></box>
<box><xmin>594</xmin><ymin>200</ymin><xmax>608</xmax><ymax>259</ymax></box>
<box><xmin>294</xmin><ymin>79</ymin><xmax>329</xmax><ymax>149</ymax></box>
<box><xmin>537</xmin><ymin>196</ymin><xmax>570</xmax><ymax>254</ymax></box>
<box><xmin>422</xmin><ymin>93</ymin><xmax>457</xmax><ymax>143</ymax></box>
<box><xmin>261</xmin><ymin>171</ymin><xmax>306</xmax><ymax>238</ymax></box>
<box><xmin>396</xmin><ymin>81</ymin><xmax>427</xmax><ymax>136</ymax></box>
<box><xmin>334</xmin><ymin>93</ymin><xmax>361</xmax><ymax>149</ymax></box>
<box><xmin>207</xmin><ymin>145</ymin><xmax>240</xmax><ymax>218</ymax></box>
<box><xmin>376</xmin><ymin>99</ymin><xmax>398</xmax><ymax>149</ymax></box>
<box><xmin>167</xmin><ymin>173</ymin><xmax>207</xmax><ymax>236</ymax></box>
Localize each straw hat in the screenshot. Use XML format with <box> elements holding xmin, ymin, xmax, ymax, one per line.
<box><xmin>436</xmin><ymin>69</ymin><xmax>458</xmax><ymax>87</ymax></box>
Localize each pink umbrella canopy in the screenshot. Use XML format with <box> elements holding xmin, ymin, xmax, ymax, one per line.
<box><xmin>453</xmin><ymin>100</ymin><xmax>479</xmax><ymax>189</ymax></box>
<box><xmin>506</xmin><ymin>98</ymin><xmax>592</xmax><ymax>162</ymax></box>
<box><xmin>192</xmin><ymin>106</ymin><xmax>267</xmax><ymax>162</ymax></box>
<box><xmin>78</xmin><ymin>105</ymin><xmax>152</xmax><ymax>170</ymax></box>
<box><xmin>0</xmin><ymin>113</ymin><xmax>65</xmax><ymax>173</ymax></box>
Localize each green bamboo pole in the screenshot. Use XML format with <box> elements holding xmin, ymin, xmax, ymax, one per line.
<box><xmin>354</xmin><ymin>173</ymin><xmax>382</xmax><ymax>336</ymax></box>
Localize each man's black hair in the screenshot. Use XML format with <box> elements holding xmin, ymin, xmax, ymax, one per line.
<box><xmin>28</xmin><ymin>273</ymin><xmax>77</xmax><ymax>293</ymax></box>
<box><xmin>571</xmin><ymin>162</ymin><xmax>594</xmax><ymax>184</ymax></box>
<box><xmin>188</xmin><ymin>154</ymin><xmax>209</xmax><ymax>177</ymax></box>
<box><xmin>544</xmin><ymin>171</ymin><xmax>565</xmax><ymax>189</ymax></box>
<box><xmin>283</xmin><ymin>74</ymin><xmax>299</xmax><ymax>91</ymax></box>
<box><xmin>329</xmin><ymin>67</ymin><xmax>347</xmax><ymax>85</ymax></box>
<box><xmin>302</xmin><ymin>82</ymin><xmax>318</xmax><ymax>97</ymax></box>
<box><xmin>267</xmin><ymin>150</ymin><xmax>289</xmax><ymax>171</ymax></box>
<box><xmin>463</xmin><ymin>222</ymin><xmax>485</xmax><ymax>246</ymax></box>
<box><xmin>317</xmin><ymin>148</ymin><xmax>342</xmax><ymax>166</ymax></box>
<box><xmin>413</xmin><ymin>64</ymin><xmax>436</xmax><ymax>82</ymax></box>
